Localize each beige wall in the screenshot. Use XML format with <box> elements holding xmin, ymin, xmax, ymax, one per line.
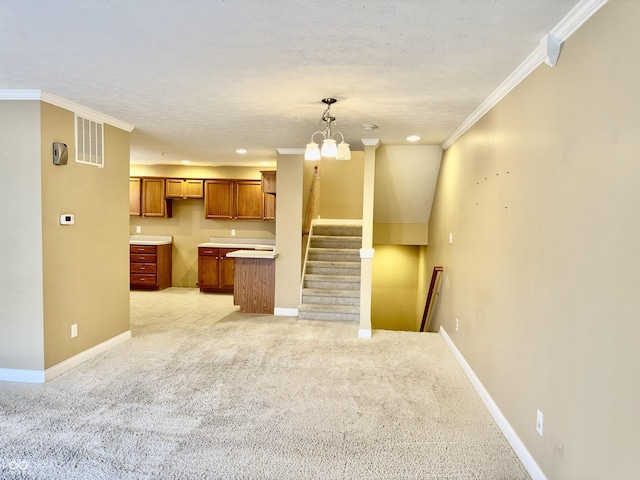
<box><xmin>275</xmin><ymin>152</ymin><xmax>303</xmax><ymax>311</ymax></box>
<box><xmin>316</xmin><ymin>152</ymin><xmax>364</xmax><ymax>220</ymax></box>
<box><xmin>373</xmin><ymin>145</ymin><xmax>442</xmax><ymax>245</ymax></box>
<box><xmin>0</xmin><ymin>101</ymin><xmax>45</xmax><ymax>371</ymax></box>
<box><xmin>426</xmin><ymin>2</ymin><xmax>640</xmax><ymax>478</ymax></box>
<box><xmin>41</xmin><ymin>103</ymin><xmax>131</xmax><ymax>369</ymax></box>
<box><xmin>371</xmin><ymin>244</ymin><xmax>420</xmax><ymax>331</ymax></box>
<box><xmin>129</xmin><ymin>164</ymin><xmax>276</xmax><ymax>287</ymax></box>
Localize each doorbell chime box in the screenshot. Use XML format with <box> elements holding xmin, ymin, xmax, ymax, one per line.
<box><xmin>53</xmin><ymin>142</ymin><xmax>68</xmax><ymax>165</ymax></box>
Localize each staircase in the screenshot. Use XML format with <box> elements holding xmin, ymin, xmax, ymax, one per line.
<box><xmin>298</xmin><ymin>223</ymin><xmax>362</xmax><ymax>322</ymax></box>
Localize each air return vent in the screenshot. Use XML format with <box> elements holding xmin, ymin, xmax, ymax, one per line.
<box><xmin>75</xmin><ymin>114</ymin><xmax>104</xmax><ymax>167</ymax></box>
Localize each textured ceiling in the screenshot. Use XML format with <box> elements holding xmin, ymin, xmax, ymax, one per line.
<box><xmin>0</xmin><ymin>0</ymin><xmax>580</xmax><ymax>167</ymax></box>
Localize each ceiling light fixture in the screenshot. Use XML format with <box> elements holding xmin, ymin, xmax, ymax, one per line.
<box><xmin>305</xmin><ymin>98</ymin><xmax>351</xmax><ymax>161</ymax></box>
<box><xmin>236</xmin><ymin>149</ymin><xmax>247</xmax><ymax>154</ymax></box>
<box><xmin>407</xmin><ymin>135</ymin><xmax>421</xmax><ymax>142</ymax></box>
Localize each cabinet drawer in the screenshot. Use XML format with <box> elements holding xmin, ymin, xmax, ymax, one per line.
<box><xmin>130</xmin><ymin>245</ymin><xmax>157</xmax><ymax>254</ymax></box>
<box><xmin>130</xmin><ymin>254</ymin><xmax>156</xmax><ymax>263</ymax></box>
<box><xmin>130</xmin><ymin>274</ymin><xmax>157</xmax><ymax>285</ymax></box>
<box><xmin>199</xmin><ymin>247</ymin><xmax>219</xmax><ymax>257</ymax></box>
<box><xmin>130</xmin><ymin>263</ymin><xmax>157</xmax><ymax>274</ymax></box>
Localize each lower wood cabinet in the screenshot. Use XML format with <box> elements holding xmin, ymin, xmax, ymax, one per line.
<box><xmin>130</xmin><ymin>244</ymin><xmax>172</xmax><ymax>290</ymax></box>
<box><xmin>198</xmin><ymin>247</ymin><xmax>246</xmax><ymax>293</ymax></box>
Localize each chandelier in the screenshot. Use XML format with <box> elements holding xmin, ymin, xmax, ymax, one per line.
<box><xmin>304</xmin><ymin>98</ymin><xmax>351</xmax><ymax>161</ymax></box>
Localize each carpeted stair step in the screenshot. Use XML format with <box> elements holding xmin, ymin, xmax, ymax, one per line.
<box><xmin>301</xmin><ymin>288</ymin><xmax>360</xmax><ymax>306</ymax></box>
<box><xmin>303</xmin><ymin>274</ymin><xmax>361</xmax><ymax>290</ymax></box>
<box><xmin>306</xmin><ymin>260</ymin><xmax>361</xmax><ymax>276</ymax></box>
<box><xmin>298</xmin><ymin>303</ymin><xmax>360</xmax><ymax>322</ymax></box>
<box><xmin>308</xmin><ymin>248</ymin><xmax>361</xmax><ymax>262</ymax></box>
<box><xmin>309</xmin><ymin>235</ymin><xmax>362</xmax><ymax>249</ymax></box>
<box><xmin>312</xmin><ymin>225</ymin><xmax>362</xmax><ymax>237</ymax></box>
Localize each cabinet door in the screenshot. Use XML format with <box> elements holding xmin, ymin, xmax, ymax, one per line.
<box><xmin>142</xmin><ymin>178</ymin><xmax>166</xmax><ymax>217</ymax></box>
<box><xmin>129</xmin><ymin>178</ymin><xmax>141</xmax><ymax>216</ymax></box>
<box><xmin>235</xmin><ymin>180</ymin><xmax>263</xmax><ymax>220</ymax></box>
<box><xmin>198</xmin><ymin>248</ymin><xmax>220</xmax><ymax>289</ymax></box>
<box><xmin>204</xmin><ymin>180</ymin><xmax>234</xmax><ymax>219</ymax></box>
<box><xmin>165</xmin><ymin>179</ymin><xmax>185</xmax><ymax>198</ymax></box>
<box><xmin>184</xmin><ymin>179</ymin><xmax>204</xmax><ymax>198</ymax></box>
<box><xmin>261</xmin><ymin>171</ymin><xmax>276</xmax><ymax>194</ymax></box>
<box><xmin>263</xmin><ymin>193</ymin><xmax>275</xmax><ymax>221</ymax></box>
<box><xmin>219</xmin><ymin>249</ymin><xmax>236</xmax><ymax>289</ymax></box>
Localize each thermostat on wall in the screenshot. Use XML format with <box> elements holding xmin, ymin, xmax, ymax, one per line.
<box><xmin>60</xmin><ymin>214</ymin><xmax>74</xmax><ymax>225</ymax></box>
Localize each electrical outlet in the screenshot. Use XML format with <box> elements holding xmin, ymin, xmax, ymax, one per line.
<box><xmin>455</xmin><ymin>318</ymin><xmax>459</xmax><ymax>332</ymax></box>
<box><xmin>231</xmin><ymin>229</ymin><xmax>236</xmax><ymax>236</ymax></box>
<box><xmin>136</xmin><ymin>226</ymin><xmax>141</xmax><ymax>233</ymax></box>
<box><xmin>536</xmin><ymin>409</ymin><xmax>544</xmax><ymax>435</ymax></box>
<box><xmin>71</xmin><ymin>324</ymin><xmax>78</xmax><ymax>338</ymax></box>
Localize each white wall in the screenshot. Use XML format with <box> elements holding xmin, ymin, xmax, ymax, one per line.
<box><xmin>0</xmin><ymin>101</ymin><xmax>45</xmax><ymax>371</ymax></box>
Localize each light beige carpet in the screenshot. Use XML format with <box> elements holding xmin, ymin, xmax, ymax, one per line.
<box><xmin>0</xmin><ymin>288</ymin><xmax>530</xmax><ymax>479</ymax></box>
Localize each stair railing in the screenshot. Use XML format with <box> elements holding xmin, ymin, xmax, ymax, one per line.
<box><xmin>300</xmin><ymin>220</ymin><xmax>316</xmax><ymax>304</ymax></box>
<box><xmin>303</xmin><ymin>166</ymin><xmax>320</xmax><ymax>235</ymax></box>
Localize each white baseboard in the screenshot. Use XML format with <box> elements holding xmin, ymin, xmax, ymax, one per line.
<box><xmin>45</xmin><ymin>330</ymin><xmax>131</xmax><ymax>381</ymax></box>
<box><xmin>358</xmin><ymin>329</ymin><xmax>372</xmax><ymax>339</ymax></box>
<box><xmin>0</xmin><ymin>368</ymin><xmax>45</xmax><ymax>383</ymax></box>
<box><xmin>0</xmin><ymin>330</ymin><xmax>131</xmax><ymax>383</ymax></box>
<box><xmin>439</xmin><ymin>326</ymin><xmax>547</xmax><ymax>480</ymax></box>
<box><xmin>274</xmin><ymin>307</ymin><xmax>298</xmax><ymax>317</ymax></box>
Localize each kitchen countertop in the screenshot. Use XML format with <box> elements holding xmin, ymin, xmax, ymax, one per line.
<box><xmin>226</xmin><ymin>250</ymin><xmax>278</xmax><ymax>259</ymax></box>
<box><xmin>130</xmin><ymin>235</ymin><xmax>173</xmax><ymax>245</ymax></box>
<box><xmin>197</xmin><ymin>237</ymin><xmax>275</xmax><ymax>251</ymax></box>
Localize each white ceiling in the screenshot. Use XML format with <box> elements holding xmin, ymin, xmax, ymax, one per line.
<box><xmin>1</xmin><ymin>0</ymin><xmax>583</xmax><ymax>167</ymax></box>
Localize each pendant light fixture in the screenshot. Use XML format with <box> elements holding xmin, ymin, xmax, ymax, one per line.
<box><xmin>305</xmin><ymin>98</ymin><xmax>351</xmax><ymax>161</ymax></box>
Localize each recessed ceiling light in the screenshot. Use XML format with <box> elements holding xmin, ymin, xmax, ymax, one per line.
<box><xmin>260</xmin><ymin>161</ymin><xmax>269</xmax><ymax>166</ymax></box>
<box><xmin>407</xmin><ymin>135</ymin><xmax>421</xmax><ymax>142</ymax></box>
<box><xmin>362</xmin><ymin>124</ymin><xmax>378</xmax><ymax>131</ymax></box>
<box><xmin>180</xmin><ymin>160</ymin><xmax>191</xmax><ymax>165</ymax></box>
<box><xmin>236</xmin><ymin>149</ymin><xmax>247</xmax><ymax>154</ymax></box>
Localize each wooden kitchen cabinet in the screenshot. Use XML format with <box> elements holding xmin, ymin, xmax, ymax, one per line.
<box><xmin>130</xmin><ymin>178</ymin><xmax>172</xmax><ymax>217</ymax></box>
<box><xmin>204</xmin><ymin>180</ymin><xmax>234</xmax><ymax>219</ymax></box>
<box><xmin>204</xmin><ymin>179</ymin><xmax>269</xmax><ymax>220</ymax></box>
<box><xmin>198</xmin><ymin>247</ymin><xmax>244</xmax><ymax>292</ymax></box>
<box><xmin>263</xmin><ymin>191</ymin><xmax>275</xmax><ymax>221</ymax></box>
<box><xmin>142</xmin><ymin>178</ymin><xmax>169</xmax><ymax>217</ymax></box>
<box><xmin>130</xmin><ymin>244</ymin><xmax>172</xmax><ymax>290</ymax></box>
<box><xmin>260</xmin><ymin>170</ymin><xmax>276</xmax><ymax>194</ymax></box>
<box><xmin>129</xmin><ymin>178</ymin><xmax>141</xmax><ymax>216</ymax></box>
<box><xmin>235</xmin><ymin>180</ymin><xmax>263</xmax><ymax>220</ymax></box>
<box><xmin>198</xmin><ymin>247</ymin><xmax>221</xmax><ymax>290</ymax></box>
<box><xmin>166</xmin><ymin>179</ymin><xmax>204</xmax><ymax>199</ymax></box>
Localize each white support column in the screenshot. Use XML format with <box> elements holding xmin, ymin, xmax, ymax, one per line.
<box><xmin>358</xmin><ymin>139</ymin><xmax>379</xmax><ymax>338</ymax></box>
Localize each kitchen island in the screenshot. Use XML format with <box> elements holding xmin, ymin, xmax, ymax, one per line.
<box><xmin>226</xmin><ymin>250</ymin><xmax>278</xmax><ymax>314</ymax></box>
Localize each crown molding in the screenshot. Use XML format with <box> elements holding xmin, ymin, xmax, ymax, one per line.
<box><xmin>276</xmin><ymin>148</ymin><xmax>305</xmax><ymax>155</ymax></box>
<box><xmin>442</xmin><ymin>0</ymin><xmax>608</xmax><ymax>150</ymax></box>
<box><xmin>0</xmin><ymin>89</ymin><xmax>135</xmax><ymax>132</ymax></box>
<box><xmin>361</xmin><ymin>138</ymin><xmax>380</xmax><ymax>148</ymax></box>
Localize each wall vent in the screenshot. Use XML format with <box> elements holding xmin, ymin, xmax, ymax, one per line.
<box><xmin>75</xmin><ymin>114</ymin><xmax>104</xmax><ymax>167</ymax></box>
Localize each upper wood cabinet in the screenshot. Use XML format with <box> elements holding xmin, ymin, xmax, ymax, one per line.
<box><xmin>166</xmin><ymin>179</ymin><xmax>204</xmax><ymax>199</ymax></box>
<box><xmin>141</xmin><ymin>178</ymin><xmax>170</xmax><ymax>217</ymax></box>
<box><xmin>130</xmin><ymin>178</ymin><xmax>141</xmax><ymax>216</ymax></box>
<box><xmin>204</xmin><ymin>180</ymin><xmax>234</xmax><ymax>219</ymax></box>
<box><xmin>130</xmin><ymin>177</ymin><xmax>172</xmax><ymax>217</ymax></box>
<box><xmin>204</xmin><ymin>179</ymin><xmax>267</xmax><ymax>220</ymax></box>
<box><xmin>235</xmin><ymin>180</ymin><xmax>263</xmax><ymax>220</ymax></box>
<box><xmin>263</xmin><ymin>191</ymin><xmax>275</xmax><ymax>221</ymax></box>
<box><xmin>261</xmin><ymin>170</ymin><xmax>276</xmax><ymax>194</ymax></box>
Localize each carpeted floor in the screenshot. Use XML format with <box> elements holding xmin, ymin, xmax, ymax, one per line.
<box><xmin>0</xmin><ymin>288</ymin><xmax>530</xmax><ymax>479</ymax></box>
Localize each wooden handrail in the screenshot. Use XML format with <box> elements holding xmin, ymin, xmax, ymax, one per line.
<box><xmin>303</xmin><ymin>166</ymin><xmax>320</xmax><ymax>235</ymax></box>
